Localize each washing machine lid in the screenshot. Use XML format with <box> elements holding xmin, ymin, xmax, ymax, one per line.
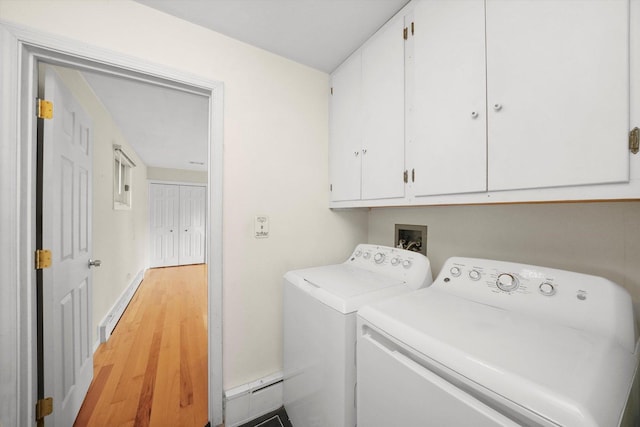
<box><xmin>358</xmin><ymin>287</ymin><xmax>638</xmax><ymax>427</ymax></box>
<box><xmin>285</xmin><ymin>264</ymin><xmax>407</xmax><ymax>314</ymax></box>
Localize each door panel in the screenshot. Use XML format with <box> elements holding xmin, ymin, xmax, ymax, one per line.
<box><xmin>179</xmin><ymin>185</ymin><xmax>206</xmax><ymax>265</ymax></box>
<box><xmin>329</xmin><ymin>53</ymin><xmax>362</xmax><ymax>202</ymax></box>
<box><xmin>149</xmin><ymin>183</ymin><xmax>180</xmax><ymax>267</ymax></box>
<box><xmin>361</xmin><ymin>13</ymin><xmax>405</xmax><ymax>200</ymax></box>
<box><xmin>42</xmin><ymin>65</ymin><xmax>94</xmax><ymax>427</ymax></box>
<box><xmin>409</xmin><ymin>0</ymin><xmax>487</xmax><ymax>197</ymax></box>
<box><xmin>486</xmin><ymin>0</ymin><xmax>629</xmax><ymax>191</ymax></box>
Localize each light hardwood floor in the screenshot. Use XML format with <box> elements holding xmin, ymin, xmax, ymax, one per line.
<box><xmin>74</xmin><ymin>265</ymin><xmax>208</xmax><ymax>427</ymax></box>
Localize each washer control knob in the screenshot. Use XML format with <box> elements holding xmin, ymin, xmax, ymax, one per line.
<box><xmin>469</xmin><ymin>270</ymin><xmax>481</xmax><ymax>281</ymax></box>
<box><xmin>374</xmin><ymin>253</ymin><xmax>385</xmax><ymax>264</ymax></box>
<box><xmin>539</xmin><ymin>282</ymin><xmax>556</xmax><ymax>296</ymax></box>
<box><xmin>354</xmin><ymin>250</ymin><xmax>362</xmax><ymax>257</ymax></box>
<box><xmin>450</xmin><ymin>266</ymin><xmax>461</xmax><ymax>277</ymax></box>
<box><xmin>402</xmin><ymin>260</ymin><xmax>412</xmax><ymax>269</ymax></box>
<box><xmin>363</xmin><ymin>252</ymin><xmax>371</xmax><ymax>259</ymax></box>
<box><xmin>496</xmin><ymin>273</ymin><xmax>518</xmax><ymax>292</ymax></box>
<box><xmin>391</xmin><ymin>257</ymin><xmax>400</xmax><ymax>266</ymax></box>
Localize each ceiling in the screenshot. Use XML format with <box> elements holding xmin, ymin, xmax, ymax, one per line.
<box><xmin>134</xmin><ymin>0</ymin><xmax>411</xmax><ymax>73</ymax></box>
<box><xmin>82</xmin><ymin>0</ymin><xmax>410</xmax><ymax>171</ymax></box>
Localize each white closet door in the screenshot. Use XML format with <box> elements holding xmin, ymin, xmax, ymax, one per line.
<box><xmin>409</xmin><ymin>0</ymin><xmax>487</xmax><ymax>197</ymax></box>
<box><xmin>149</xmin><ymin>184</ymin><xmax>180</xmax><ymax>267</ymax></box>
<box><xmin>486</xmin><ymin>0</ymin><xmax>629</xmax><ymax>191</ymax></box>
<box><xmin>179</xmin><ymin>185</ymin><xmax>206</xmax><ymax>265</ymax></box>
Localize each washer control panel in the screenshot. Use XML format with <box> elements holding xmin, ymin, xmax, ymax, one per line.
<box><xmin>347</xmin><ymin>244</ymin><xmax>433</xmax><ymax>290</ymax></box>
<box><xmin>434</xmin><ymin>257</ymin><xmax>636</xmax><ymax>352</ymax></box>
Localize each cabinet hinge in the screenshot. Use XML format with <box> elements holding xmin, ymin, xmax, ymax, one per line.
<box><xmin>630</xmin><ymin>127</ymin><xmax>639</xmax><ymax>154</ymax></box>
<box><xmin>330</xmin><ymin>184</ymin><xmax>333</xmax><ymax>191</ymax></box>
<box><xmin>403</xmin><ymin>27</ymin><xmax>408</xmax><ymax>40</ymax></box>
<box><xmin>412</xmin><ymin>168</ymin><xmax>415</xmax><ymax>182</ymax></box>
<box><xmin>35</xmin><ymin>397</ymin><xmax>53</xmax><ymax>423</ymax></box>
<box><xmin>330</xmin><ymin>87</ymin><xmax>333</xmax><ymax>95</ymax></box>
<box><xmin>403</xmin><ymin>170</ymin><xmax>408</xmax><ymax>183</ymax></box>
<box><xmin>35</xmin><ymin>249</ymin><xmax>52</xmax><ymax>270</ymax></box>
<box><xmin>36</xmin><ymin>98</ymin><xmax>53</xmax><ymax>120</ymax></box>
<box><xmin>411</xmin><ymin>22</ymin><xmax>414</xmax><ymax>36</ymax></box>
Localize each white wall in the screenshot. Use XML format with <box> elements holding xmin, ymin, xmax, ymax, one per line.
<box><xmin>52</xmin><ymin>66</ymin><xmax>149</xmax><ymax>345</ymax></box>
<box><xmin>368</xmin><ymin>202</ymin><xmax>640</xmax><ymax>303</ymax></box>
<box><xmin>0</xmin><ymin>0</ymin><xmax>368</xmax><ymax>391</ymax></box>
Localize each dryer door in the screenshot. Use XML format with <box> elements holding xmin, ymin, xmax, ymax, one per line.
<box><xmin>357</xmin><ymin>323</ymin><xmax>521</xmax><ymax>427</ymax></box>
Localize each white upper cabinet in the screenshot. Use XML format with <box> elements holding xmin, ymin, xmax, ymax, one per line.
<box><xmin>329</xmin><ymin>53</ymin><xmax>362</xmax><ymax>202</ymax></box>
<box><xmin>408</xmin><ymin>0</ymin><xmax>487</xmax><ymax>197</ymax></box>
<box><xmin>486</xmin><ymin>0</ymin><xmax>629</xmax><ymax>191</ymax></box>
<box><xmin>330</xmin><ymin>13</ymin><xmax>406</xmax><ymax>202</ymax></box>
<box><xmin>361</xmin><ymin>13</ymin><xmax>406</xmax><ymax>200</ymax></box>
<box><xmin>329</xmin><ymin>0</ymin><xmax>635</xmax><ymax>208</ymax></box>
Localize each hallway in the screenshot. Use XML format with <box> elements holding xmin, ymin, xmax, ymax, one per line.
<box><xmin>74</xmin><ymin>265</ymin><xmax>208</xmax><ymax>426</ymax></box>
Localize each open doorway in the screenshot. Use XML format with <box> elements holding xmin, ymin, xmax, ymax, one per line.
<box><xmin>37</xmin><ymin>62</ymin><xmax>210</xmax><ymax>425</ymax></box>
<box><xmin>0</xmin><ymin>25</ymin><xmax>224</xmax><ymax>427</ymax></box>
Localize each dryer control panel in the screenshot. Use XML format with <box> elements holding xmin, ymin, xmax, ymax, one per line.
<box><xmin>346</xmin><ymin>244</ymin><xmax>433</xmax><ymax>290</ymax></box>
<box><xmin>435</xmin><ymin>257</ymin><xmax>637</xmax><ymax>353</ymax></box>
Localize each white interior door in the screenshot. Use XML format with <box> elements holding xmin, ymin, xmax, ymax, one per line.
<box><xmin>42</xmin><ymin>66</ymin><xmax>94</xmax><ymax>427</ymax></box>
<box><xmin>179</xmin><ymin>185</ymin><xmax>206</xmax><ymax>265</ymax></box>
<box><xmin>149</xmin><ymin>183</ymin><xmax>180</xmax><ymax>267</ymax></box>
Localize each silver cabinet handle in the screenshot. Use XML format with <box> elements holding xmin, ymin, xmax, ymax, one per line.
<box><xmin>492</xmin><ymin>103</ymin><xmax>502</xmax><ymax>112</ymax></box>
<box><xmin>88</xmin><ymin>259</ymin><xmax>102</xmax><ymax>268</ymax></box>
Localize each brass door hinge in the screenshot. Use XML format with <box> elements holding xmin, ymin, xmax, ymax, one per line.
<box><xmin>411</xmin><ymin>168</ymin><xmax>415</xmax><ymax>182</ymax></box>
<box><xmin>330</xmin><ymin>184</ymin><xmax>333</xmax><ymax>191</ymax></box>
<box><xmin>411</xmin><ymin>22</ymin><xmax>415</xmax><ymax>36</ymax></box>
<box><xmin>630</xmin><ymin>127</ymin><xmax>639</xmax><ymax>154</ymax></box>
<box><xmin>403</xmin><ymin>27</ymin><xmax>408</xmax><ymax>40</ymax></box>
<box><xmin>37</xmin><ymin>99</ymin><xmax>53</xmax><ymax>120</ymax></box>
<box><xmin>330</xmin><ymin>87</ymin><xmax>333</xmax><ymax>95</ymax></box>
<box><xmin>35</xmin><ymin>249</ymin><xmax>52</xmax><ymax>270</ymax></box>
<box><xmin>35</xmin><ymin>397</ymin><xmax>53</xmax><ymax>423</ymax></box>
<box><xmin>403</xmin><ymin>170</ymin><xmax>408</xmax><ymax>183</ymax></box>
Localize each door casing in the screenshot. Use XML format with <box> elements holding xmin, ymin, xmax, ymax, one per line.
<box><xmin>0</xmin><ymin>22</ymin><xmax>224</xmax><ymax>427</ymax></box>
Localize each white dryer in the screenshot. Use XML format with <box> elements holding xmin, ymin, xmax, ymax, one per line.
<box><xmin>283</xmin><ymin>244</ymin><xmax>432</xmax><ymax>427</ymax></box>
<box><xmin>358</xmin><ymin>257</ymin><xmax>639</xmax><ymax>427</ymax></box>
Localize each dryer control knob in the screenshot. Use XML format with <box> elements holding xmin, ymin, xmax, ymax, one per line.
<box><xmin>374</xmin><ymin>253</ymin><xmax>385</xmax><ymax>264</ymax></box>
<box><xmin>402</xmin><ymin>260</ymin><xmax>412</xmax><ymax>269</ymax></box>
<box><xmin>363</xmin><ymin>252</ymin><xmax>371</xmax><ymax>259</ymax></box>
<box><xmin>391</xmin><ymin>257</ymin><xmax>400</xmax><ymax>266</ymax></box>
<box><xmin>354</xmin><ymin>250</ymin><xmax>362</xmax><ymax>257</ymax></box>
<box><xmin>539</xmin><ymin>282</ymin><xmax>556</xmax><ymax>296</ymax></box>
<box><xmin>450</xmin><ymin>266</ymin><xmax>461</xmax><ymax>277</ymax></box>
<box><xmin>496</xmin><ymin>273</ymin><xmax>518</xmax><ymax>292</ymax></box>
<box><xmin>469</xmin><ymin>270</ymin><xmax>481</xmax><ymax>281</ymax></box>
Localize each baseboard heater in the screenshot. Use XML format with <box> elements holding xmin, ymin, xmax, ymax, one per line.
<box><xmin>224</xmin><ymin>372</ymin><xmax>284</xmax><ymax>427</ymax></box>
<box><xmin>97</xmin><ymin>269</ymin><xmax>145</xmax><ymax>344</ymax></box>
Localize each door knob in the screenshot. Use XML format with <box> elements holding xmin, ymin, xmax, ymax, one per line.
<box><xmin>470</xmin><ymin>111</ymin><xmax>479</xmax><ymax>119</ymax></box>
<box><xmin>492</xmin><ymin>103</ymin><xmax>503</xmax><ymax>112</ymax></box>
<box><xmin>88</xmin><ymin>259</ymin><xmax>102</xmax><ymax>268</ymax></box>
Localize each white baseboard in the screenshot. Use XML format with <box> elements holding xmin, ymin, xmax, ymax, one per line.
<box><xmin>97</xmin><ymin>268</ymin><xmax>145</xmax><ymax>343</ymax></box>
<box><xmin>224</xmin><ymin>372</ymin><xmax>283</xmax><ymax>427</ymax></box>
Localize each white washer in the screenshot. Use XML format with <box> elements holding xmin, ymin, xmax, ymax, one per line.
<box><xmin>358</xmin><ymin>257</ymin><xmax>639</xmax><ymax>427</ymax></box>
<box><xmin>283</xmin><ymin>244</ymin><xmax>432</xmax><ymax>427</ymax></box>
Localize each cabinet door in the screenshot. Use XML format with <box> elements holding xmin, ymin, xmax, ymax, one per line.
<box><xmin>361</xmin><ymin>13</ymin><xmax>406</xmax><ymax>200</ymax></box>
<box><xmin>329</xmin><ymin>53</ymin><xmax>362</xmax><ymax>202</ymax></box>
<box><xmin>408</xmin><ymin>0</ymin><xmax>487</xmax><ymax>197</ymax></box>
<box><xmin>486</xmin><ymin>0</ymin><xmax>629</xmax><ymax>191</ymax></box>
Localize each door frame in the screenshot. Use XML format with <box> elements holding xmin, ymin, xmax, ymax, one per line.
<box><xmin>0</xmin><ymin>22</ymin><xmax>224</xmax><ymax>426</ymax></box>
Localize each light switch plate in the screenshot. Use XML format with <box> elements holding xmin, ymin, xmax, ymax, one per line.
<box><xmin>255</xmin><ymin>215</ymin><xmax>269</xmax><ymax>238</ymax></box>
